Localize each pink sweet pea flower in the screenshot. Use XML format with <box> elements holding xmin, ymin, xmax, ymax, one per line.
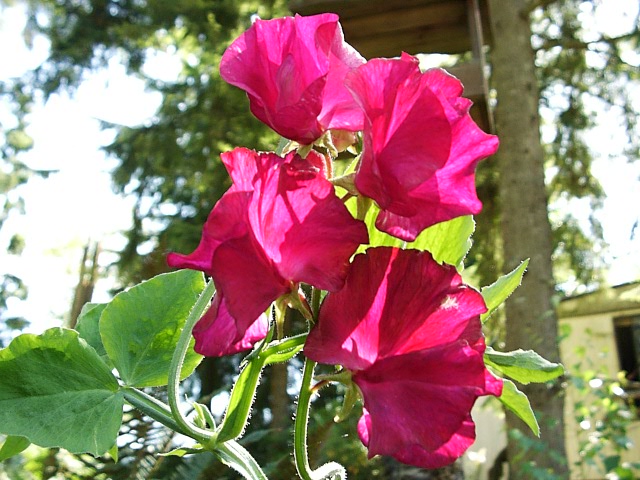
<box><xmin>305</xmin><ymin>247</ymin><xmax>502</xmax><ymax>468</ymax></box>
<box><xmin>220</xmin><ymin>14</ymin><xmax>365</xmax><ymax>145</ymax></box>
<box><xmin>346</xmin><ymin>54</ymin><xmax>499</xmax><ymax>241</ymax></box>
<box><xmin>168</xmin><ymin>147</ymin><xmax>368</xmax><ymax>355</ymax></box>
<box><xmin>193</xmin><ymin>293</ymin><xmax>269</xmax><ymax>357</ymax></box>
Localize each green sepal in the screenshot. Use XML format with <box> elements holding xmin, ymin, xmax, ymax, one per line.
<box><xmin>0</xmin><ymin>435</ymin><xmax>30</xmax><ymax>461</ymax></box>
<box><xmin>263</xmin><ymin>344</ymin><xmax>304</xmax><ymax>365</ymax></box>
<box><xmin>334</xmin><ymin>382</ymin><xmax>360</xmax><ymax>423</ymax></box>
<box><xmin>485</xmin><ymin>347</ymin><xmax>564</xmax><ymax>384</ymax></box>
<box><xmin>480</xmin><ymin>259</ymin><xmax>529</xmax><ymax>323</ymax></box>
<box><xmin>193</xmin><ymin>402</ymin><xmax>216</xmax><ymax>430</ymax></box>
<box><xmin>499</xmin><ymin>378</ymin><xmax>540</xmax><ymax>437</ymax></box>
<box><xmin>0</xmin><ymin>328</ymin><xmax>124</xmax><ymax>455</ymax></box>
<box><xmin>100</xmin><ymin>270</ymin><xmax>205</xmax><ymax>387</ymax></box>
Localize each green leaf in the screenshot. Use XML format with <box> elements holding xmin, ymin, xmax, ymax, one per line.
<box><xmin>481</xmin><ymin>260</ymin><xmax>529</xmax><ymax>323</ymax></box>
<box><xmin>407</xmin><ymin>215</ymin><xmax>475</xmax><ymax>269</ymax></box>
<box><xmin>499</xmin><ymin>378</ymin><xmax>540</xmax><ymax>437</ymax></box>
<box><xmin>76</xmin><ymin>302</ymin><xmax>109</xmax><ymax>361</ymax></box>
<box><xmin>100</xmin><ymin>270</ymin><xmax>205</xmax><ymax>387</ymax></box>
<box><xmin>108</xmin><ymin>443</ymin><xmax>119</xmax><ymax>463</ymax></box>
<box><xmin>0</xmin><ymin>435</ymin><xmax>30</xmax><ymax>461</ymax></box>
<box><xmin>0</xmin><ymin>328</ymin><xmax>124</xmax><ymax>455</ymax></box>
<box><xmin>485</xmin><ymin>347</ymin><xmax>564</xmax><ymax>384</ymax></box>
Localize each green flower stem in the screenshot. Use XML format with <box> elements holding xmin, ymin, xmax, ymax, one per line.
<box><xmin>123</xmin><ymin>387</ymin><xmax>191</xmax><ymax>437</ymax></box>
<box><xmin>293</xmin><ymin>356</ymin><xmax>316</xmax><ymax>478</ymax></box>
<box><xmin>294</xmin><ymin>357</ymin><xmax>346</xmax><ymax>480</ymax></box>
<box><xmin>167</xmin><ymin>278</ymin><xmax>217</xmax><ymax>444</ymax></box>
<box><xmin>311</xmin><ymin>288</ymin><xmax>322</xmax><ymax>319</ymax></box>
<box><xmin>294</xmin><ymin>288</ymin><xmax>346</xmax><ymax>479</ymax></box>
<box><xmin>217</xmin><ymin>333</ymin><xmax>308</xmax><ymax>443</ymax></box>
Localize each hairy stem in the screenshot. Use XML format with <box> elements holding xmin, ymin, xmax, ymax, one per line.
<box><xmin>167</xmin><ymin>278</ymin><xmax>217</xmax><ymax>444</ymax></box>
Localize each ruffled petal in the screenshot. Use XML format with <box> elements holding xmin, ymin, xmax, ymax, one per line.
<box><xmin>347</xmin><ymin>54</ymin><xmax>499</xmax><ymax>241</ymax></box>
<box><xmin>305</xmin><ymin>247</ymin><xmax>487</xmax><ymax>369</ymax></box>
<box><xmin>193</xmin><ymin>293</ymin><xmax>269</xmax><ymax>357</ymax></box>
<box><xmin>220</xmin><ymin>14</ymin><xmax>364</xmax><ymax>144</ymax></box>
<box><xmin>250</xmin><ymin>150</ymin><xmax>368</xmax><ymax>292</ymax></box>
<box><xmin>354</xmin><ymin>342</ymin><xmax>496</xmax><ymax>468</ymax></box>
<box><xmin>170</xmin><ymin>148</ymin><xmax>366</xmax><ymax>330</ymax></box>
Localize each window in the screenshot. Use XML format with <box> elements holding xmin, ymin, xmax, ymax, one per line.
<box><xmin>613</xmin><ymin>315</ymin><xmax>640</xmax><ymax>406</ymax></box>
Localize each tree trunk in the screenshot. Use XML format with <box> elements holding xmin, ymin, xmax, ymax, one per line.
<box><xmin>487</xmin><ymin>0</ymin><xmax>568</xmax><ymax>477</ymax></box>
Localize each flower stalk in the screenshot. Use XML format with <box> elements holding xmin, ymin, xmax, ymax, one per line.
<box><xmin>167</xmin><ymin>278</ymin><xmax>217</xmax><ymax>444</ymax></box>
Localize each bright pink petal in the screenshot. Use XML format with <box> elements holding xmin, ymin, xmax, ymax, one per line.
<box><xmin>169</xmin><ymin>147</ymin><xmax>367</xmax><ymax>331</ymax></box>
<box><xmin>249</xmin><ymin>150</ymin><xmax>368</xmax><ymax>292</ymax></box>
<box><xmin>220</xmin><ymin>14</ymin><xmax>364</xmax><ymax>144</ymax></box>
<box><xmin>347</xmin><ymin>55</ymin><xmax>499</xmax><ymax>241</ymax></box>
<box><xmin>166</xmin><ymin>190</ymin><xmax>251</xmax><ymax>276</ymax></box>
<box><xmin>304</xmin><ymin>247</ymin><xmax>487</xmax><ymax>369</ymax></box>
<box><xmin>305</xmin><ymin>246</ymin><xmax>501</xmax><ymax>468</ymax></box>
<box><xmin>358</xmin><ymin>411</ymin><xmax>477</xmax><ymax>469</ymax></box>
<box><xmin>193</xmin><ymin>293</ymin><xmax>268</xmax><ymax>357</ymax></box>
<box><xmin>211</xmin><ymin>234</ymin><xmax>289</xmax><ymax>327</ymax></box>
<box><xmin>354</xmin><ymin>343</ymin><xmax>494</xmax><ymax>468</ymax></box>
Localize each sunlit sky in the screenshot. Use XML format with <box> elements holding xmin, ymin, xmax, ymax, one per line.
<box><xmin>0</xmin><ymin>1</ymin><xmax>639</xmax><ymax>334</ymax></box>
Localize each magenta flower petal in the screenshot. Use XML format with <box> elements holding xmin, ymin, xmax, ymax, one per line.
<box><xmin>305</xmin><ymin>247</ymin><xmax>501</xmax><ymax>468</ymax></box>
<box><xmin>169</xmin><ymin>147</ymin><xmax>367</xmax><ymax>355</ymax></box>
<box><xmin>247</xmin><ymin>151</ymin><xmax>368</xmax><ymax>292</ymax></box>
<box><xmin>220</xmin><ymin>14</ymin><xmax>365</xmax><ymax>144</ymax></box>
<box><xmin>354</xmin><ymin>345</ymin><xmax>492</xmax><ymax>468</ymax></box>
<box><xmin>358</xmin><ymin>410</ymin><xmax>477</xmax><ymax>469</ymax></box>
<box><xmin>193</xmin><ymin>293</ymin><xmax>268</xmax><ymax>357</ymax></box>
<box><xmin>346</xmin><ymin>54</ymin><xmax>499</xmax><ymax>241</ymax></box>
<box><xmin>304</xmin><ymin>247</ymin><xmax>487</xmax><ymax>369</ymax></box>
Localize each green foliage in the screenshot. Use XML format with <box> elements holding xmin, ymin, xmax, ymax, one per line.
<box><xmin>0</xmin><ymin>435</ymin><xmax>30</xmax><ymax>462</ymax></box>
<box><xmin>480</xmin><ymin>259</ymin><xmax>529</xmax><ymax>323</ymax></box>
<box><xmin>100</xmin><ymin>269</ymin><xmax>205</xmax><ymax>387</ymax></box>
<box><xmin>0</xmin><ymin>327</ymin><xmax>124</xmax><ymax>455</ymax></box>
<box><xmin>508</xmin><ymin>428</ymin><xmax>567</xmax><ymax>480</ymax></box>
<box><xmin>501</xmin><ymin>379</ymin><xmax>540</xmax><ymax>437</ymax></box>
<box><xmin>485</xmin><ymin>347</ymin><xmax>564</xmax><ymax>384</ymax></box>
<box><xmin>359</xmin><ymin>201</ymin><xmax>475</xmax><ymax>270</ymax></box>
<box><xmin>407</xmin><ymin>215</ymin><xmax>475</xmax><ymax>269</ymax></box>
<box><xmin>568</xmin><ymin>333</ymin><xmax>640</xmax><ymax>478</ymax></box>
<box><xmin>76</xmin><ymin>302</ymin><xmax>109</xmax><ymax>361</ymax></box>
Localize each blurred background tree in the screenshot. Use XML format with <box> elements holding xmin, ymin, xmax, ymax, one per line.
<box><xmin>0</xmin><ymin>0</ymin><xmax>638</xmax><ymax>478</ymax></box>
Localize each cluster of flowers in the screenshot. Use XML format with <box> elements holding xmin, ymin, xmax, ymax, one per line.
<box><xmin>168</xmin><ymin>13</ymin><xmax>501</xmax><ymax>469</ymax></box>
